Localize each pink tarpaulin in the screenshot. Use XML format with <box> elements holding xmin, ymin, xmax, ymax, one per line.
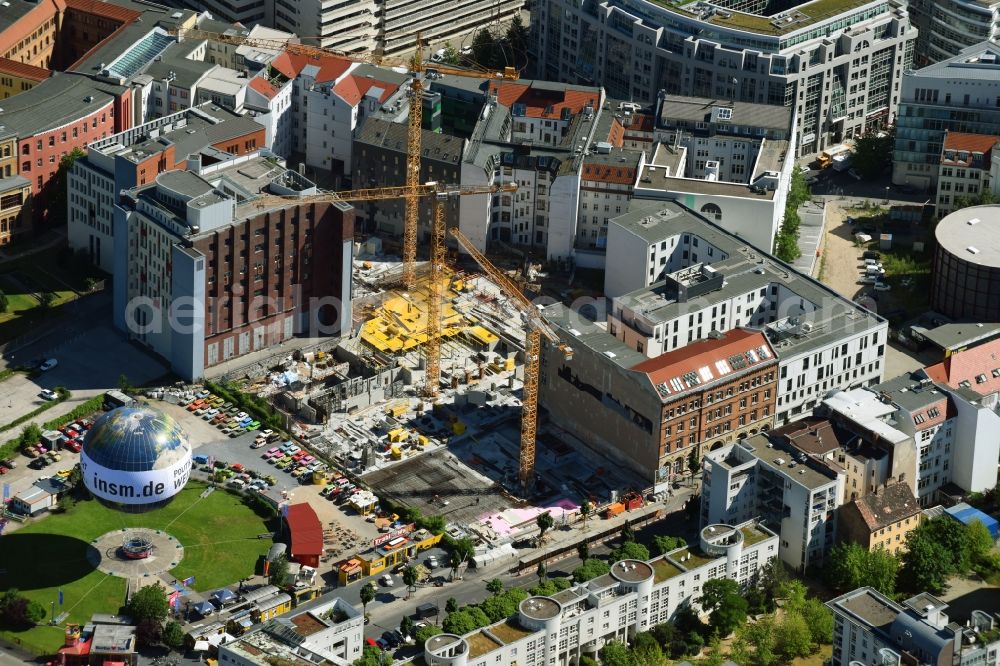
<box><xmin>475</xmin><ymin>499</ymin><xmax>580</xmax><ymax>536</ymax></box>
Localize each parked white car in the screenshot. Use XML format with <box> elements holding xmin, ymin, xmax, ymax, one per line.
<box><xmin>39</xmin><ymin>358</ymin><xmax>57</xmax><ymax>371</ymax></box>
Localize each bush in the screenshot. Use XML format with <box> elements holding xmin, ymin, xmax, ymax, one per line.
<box><xmin>573</xmin><ymin>558</ymin><xmax>610</xmax><ymax>582</ymax></box>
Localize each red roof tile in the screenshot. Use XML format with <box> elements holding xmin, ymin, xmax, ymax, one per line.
<box><xmin>248</xmin><ymin>76</ymin><xmax>279</xmax><ymax>100</ymax></box>
<box><xmin>851</xmin><ymin>482</ymin><xmax>920</xmax><ymax>531</ymax></box>
<box><xmin>333</xmin><ymin>74</ymin><xmax>399</xmax><ymax>106</ymax></box>
<box><xmin>632</xmin><ymin>329</ymin><xmax>775</xmax><ymax>389</ymax></box>
<box><xmin>488</xmin><ymin>81</ymin><xmax>600</xmax><ymax>119</ymax></box>
<box><xmin>271</xmin><ymin>51</ymin><xmax>352</xmax><ymax>84</ymax></box>
<box><xmin>924</xmin><ymin>337</ymin><xmax>1000</xmax><ymax>398</ymax></box>
<box><xmin>581</xmin><ymin>163</ymin><xmax>636</xmax><ymax>185</ymax></box>
<box><xmin>285</xmin><ymin>503</ymin><xmax>323</xmax><ymax>558</ymax></box>
<box><xmin>0</xmin><ymin>58</ymin><xmax>51</xmax><ymax>82</ymax></box>
<box><xmin>942</xmin><ymin>131</ymin><xmax>999</xmax><ymax>154</ymax></box>
<box><xmin>64</xmin><ymin>0</ymin><xmax>141</xmax><ymax>22</ymax></box>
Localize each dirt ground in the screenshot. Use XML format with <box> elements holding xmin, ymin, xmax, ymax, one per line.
<box><xmin>818</xmin><ymin>201</ymin><xmax>868</xmax><ymax>300</ymax></box>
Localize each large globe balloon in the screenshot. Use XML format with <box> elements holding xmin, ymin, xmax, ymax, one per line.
<box><xmin>80</xmin><ymin>406</ymin><xmax>192</xmax><ymax>513</ymax></box>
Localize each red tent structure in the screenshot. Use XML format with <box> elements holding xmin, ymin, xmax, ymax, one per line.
<box><xmin>284</xmin><ymin>503</ymin><xmax>323</xmax><ymax>568</ymax></box>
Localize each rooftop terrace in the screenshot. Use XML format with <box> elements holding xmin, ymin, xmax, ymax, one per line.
<box><xmin>659</xmin><ymin>0</ymin><xmax>885</xmax><ymax>37</ymax></box>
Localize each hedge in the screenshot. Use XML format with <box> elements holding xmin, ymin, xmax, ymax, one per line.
<box><xmin>0</xmin><ymin>394</ymin><xmax>104</xmax><ymax>461</ymax></box>
<box><xmin>204</xmin><ymin>380</ymin><xmax>284</xmax><ymax>432</ymax></box>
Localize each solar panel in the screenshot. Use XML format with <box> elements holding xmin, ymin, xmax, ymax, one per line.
<box><xmin>729</xmin><ymin>354</ymin><xmax>747</xmax><ymax>370</ymax></box>
<box><xmin>682</xmin><ymin>371</ymin><xmax>700</xmax><ymax>387</ymax></box>
<box><xmin>746</xmin><ymin>349</ymin><xmax>759</xmax><ymax>364</ymax></box>
<box><xmin>715</xmin><ymin>359</ymin><xmax>731</xmax><ymax>375</ymax></box>
<box><xmin>698</xmin><ymin>366</ymin><xmax>713</xmax><ymax>382</ymax></box>
<box><xmin>757</xmin><ymin>346</ymin><xmax>771</xmax><ymax>359</ymax></box>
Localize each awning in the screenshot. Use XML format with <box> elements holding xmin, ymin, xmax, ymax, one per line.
<box><xmin>194</xmin><ymin>601</ymin><xmax>216</xmax><ymax>616</ymax></box>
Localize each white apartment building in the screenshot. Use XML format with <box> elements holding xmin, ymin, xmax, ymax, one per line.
<box><xmin>604</xmin><ymin>203</ymin><xmax>888</xmax><ymax>423</ymax></box>
<box><xmin>534</xmin><ymin>0</ymin><xmax>915</xmax><ymax>156</ymax></box>
<box><xmin>935</xmin><ymin>131</ymin><xmax>997</xmax><ymax>215</ymax></box>
<box><xmin>219</xmin><ymin>596</ymin><xmax>365</xmax><ymax>665</ymax></box>
<box><xmin>245</xmin><ymin>72</ymin><xmax>295</xmax><ymax>159</ymax></box>
<box><xmin>894</xmin><ymin>43</ymin><xmax>1000</xmax><ymax>191</ymax></box>
<box><xmin>828</xmin><ymin>588</ymin><xmax>1000</xmax><ymax>666</ymax></box>
<box><xmin>702</xmin><ymin>435</ymin><xmax>843</xmax><ymax>573</ymax></box>
<box><xmin>425</xmin><ymin>521</ymin><xmax>778</xmax><ymax>666</ymax></box>
<box><xmin>820</xmin><ymin>373</ymin><xmax>1000</xmax><ymax>505</ymax></box>
<box><xmin>459</xmin><ymin>80</ymin><xmax>606</xmax><ymax>261</ymax></box>
<box><xmin>309</xmin><ymin>64</ymin><xmax>409</xmax><ymax>177</ymax></box>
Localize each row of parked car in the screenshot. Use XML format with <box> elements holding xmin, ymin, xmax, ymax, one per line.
<box><xmin>21</xmin><ymin>419</ymin><xmax>93</xmax><ymax>469</ymax></box>
<box><xmin>181</xmin><ymin>391</ymin><xmax>262</xmax><ymax>437</ymax></box>
<box><xmin>319</xmin><ymin>475</ymin><xmax>365</xmax><ymax>506</ymax></box>
<box><xmin>262</xmin><ymin>441</ymin><xmax>329</xmax><ymax>481</ymax></box>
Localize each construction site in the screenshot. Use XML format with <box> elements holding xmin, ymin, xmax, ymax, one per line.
<box><xmin>255</xmin><ymin>245</ymin><xmax>646</xmax><ymax>550</ymax></box>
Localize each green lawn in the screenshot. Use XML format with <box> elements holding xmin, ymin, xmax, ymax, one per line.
<box><xmin>0</xmin><ymin>482</ymin><xmax>275</xmax><ymax>654</ymax></box>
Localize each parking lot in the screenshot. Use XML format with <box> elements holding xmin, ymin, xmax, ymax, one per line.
<box><xmin>155</xmin><ymin>396</ymin><xmax>385</xmax><ymax>584</ymax></box>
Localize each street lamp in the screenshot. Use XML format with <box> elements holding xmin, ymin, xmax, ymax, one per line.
<box><xmin>884</xmin><ymin>186</ymin><xmax>890</xmax><ymax>205</ymax></box>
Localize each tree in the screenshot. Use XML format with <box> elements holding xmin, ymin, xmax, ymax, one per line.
<box><xmin>445</xmin><ymin>597</ymin><xmax>459</xmax><ymax>613</ymax></box>
<box><xmin>470</xmin><ymin>28</ymin><xmax>499</xmax><ymax>69</ymax></box>
<box><xmin>127</xmin><ymin>584</ymin><xmax>169</xmax><ymax>623</ymax></box>
<box><xmin>443</xmin><ymin>608</ymin><xmax>488</xmax><ymax>634</ymax></box>
<box><xmin>486</xmin><ymin>578</ymin><xmax>504</xmax><ymax>596</ymax></box>
<box><xmin>536</xmin><ymin>561</ymin><xmax>547</xmax><ymax>582</ymax></box>
<box><xmin>402</xmin><ymin>565</ymin><xmax>419</xmax><ymax>597</ymax></box>
<box><xmin>536</xmin><ymin>511</ymin><xmax>555</xmax><ymax>542</ymax></box>
<box><xmin>504</xmin><ymin>14</ymin><xmax>530</xmax><ymax>68</ymax></box>
<box><xmin>439</xmin><ymin>44</ymin><xmax>461</xmax><ymax>66</ymax></box>
<box><xmin>400</xmin><ymin>615</ymin><xmax>415</xmax><ymax>639</ymax></box>
<box><xmin>924</xmin><ymin>516</ymin><xmax>974</xmax><ymax>574</ymax></box>
<box><xmin>450</xmin><ymin>537</ymin><xmax>475</xmax><ymax>578</ymax></box>
<box><xmin>162</xmin><ymin>620</ymin><xmax>185</xmax><ymax>649</ymax></box>
<box><xmin>415</xmin><ymin>623</ymin><xmax>443</xmax><ymax>643</ymax></box>
<box><xmin>118</xmin><ymin>373</ymin><xmax>133</xmax><ymax>394</ymax></box>
<box><xmin>652</xmin><ymin>535</ymin><xmax>685</xmax><ymax>556</ymax></box>
<box><xmin>573</xmin><ymin>558</ymin><xmax>611</xmax><ymax>582</ymax></box>
<box><xmin>851</xmin><ymin>128</ymin><xmax>893</xmax><ymax>179</ymax></box>
<box><xmin>736</xmin><ymin>613</ymin><xmax>778</xmax><ymax>666</ymax></box>
<box><xmin>700</xmin><ymin>579</ymin><xmax>748</xmax><ymax>637</ymax></box>
<box><xmin>577</xmin><ymin>541</ymin><xmax>590</xmax><ymax>562</ymax></box>
<box><xmin>580</xmin><ymin>500</ymin><xmax>591</xmax><ymax>528</ymax></box>
<box><xmin>826</xmin><ymin>542</ymin><xmax>898</xmax><ymax>595</ymax></box>
<box><xmin>776</xmin><ymin>610</ymin><xmax>814</xmax><ymax>661</ymax></box>
<box><xmin>20</xmin><ymin>423</ymin><xmax>41</xmax><ymax>450</ymax></box>
<box><xmin>38</xmin><ymin>291</ymin><xmax>55</xmax><ymax>309</ymax></box>
<box><xmin>135</xmin><ymin>617</ymin><xmax>162</xmax><ymax>647</ymax></box>
<box><xmin>687</xmin><ymin>448</ymin><xmax>700</xmax><ymax>477</ymax></box>
<box><xmin>703</xmin><ymin>634</ymin><xmax>726</xmax><ymax>666</ymax></box>
<box><xmin>48</xmin><ymin>146</ymin><xmax>86</xmax><ymax>226</ymax></box>
<box><xmin>902</xmin><ymin>530</ymin><xmax>953</xmax><ymax>593</ymax></box>
<box><xmin>480</xmin><ymin>588</ymin><xmax>528</xmax><ymax>622</ymax></box>
<box><xmin>359</xmin><ymin>582</ymin><xmax>376</xmax><ymax>617</ymax></box>
<box><xmin>620</xmin><ymin>519</ymin><xmax>636</xmax><ymax>544</ymax></box>
<box><xmin>633</xmin><ymin>631</ymin><xmax>665</xmax><ymax>666</ymax></box>
<box><xmin>355</xmin><ymin>645</ymin><xmax>383</xmax><ymax>666</ymax></box>
<box><xmin>611</xmin><ymin>541</ymin><xmax>650</xmax><ymax>562</ymax></box>
<box><xmin>798</xmin><ymin>597</ymin><xmax>834</xmax><ymax>645</ymax></box>
<box><xmin>600</xmin><ymin>640</ymin><xmax>633</xmax><ymax>666</ymax></box>
<box><xmin>269</xmin><ymin>554</ymin><xmax>289</xmax><ymax>588</ymax></box>
<box><xmin>967</xmin><ymin>519</ymin><xmax>995</xmax><ymax>564</ymax></box>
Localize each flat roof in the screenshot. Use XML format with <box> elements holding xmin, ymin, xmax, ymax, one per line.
<box><xmin>609</xmin><ymin>202</ymin><xmax>884</xmax><ymax>360</ymax></box>
<box><xmin>872</xmin><ymin>373</ymin><xmax>949</xmax><ymax>414</ymax></box>
<box><xmin>661</xmin><ymin>0</ymin><xmax>889</xmax><ymax>38</ymax></box>
<box><xmin>0</xmin><ymin>72</ymin><xmax>124</xmax><ymax>136</ymax></box>
<box><xmin>740</xmin><ymin>435</ymin><xmax>838</xmax><ymax>490</ymax></box>
<box><xmin>920</xmin><ymin>322</ymin><xmax>1000</xmax><ymax>352</ymax></box>
<box><xmin>935</xmin><ymin>205</ymin><xmax>1000</xmax><ymax>268</ymax></box>
<box><xmin>831</xmin><ymin>587</ymin><xmax>901</xmax><ymax>632</ymax></box>
<box><xmin>659</xmin><ymin>94</ymin><xmax>792</xmax><ymax>132</ymax></box>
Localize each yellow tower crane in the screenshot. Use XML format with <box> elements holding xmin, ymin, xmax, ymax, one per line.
<box><xmin>247</xmin><ymin>182</ymin><xmax>517</xmax><ymax>397</ymax></box>
<box><xmin>171</xmin><ymin>28</ymin><xmax>519</xmax><ymax>291</ymax></box>
<box><xmin>449</xmin><ymin>228</ymin><xmax>573</xmax><ymax>490</ymax></box>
